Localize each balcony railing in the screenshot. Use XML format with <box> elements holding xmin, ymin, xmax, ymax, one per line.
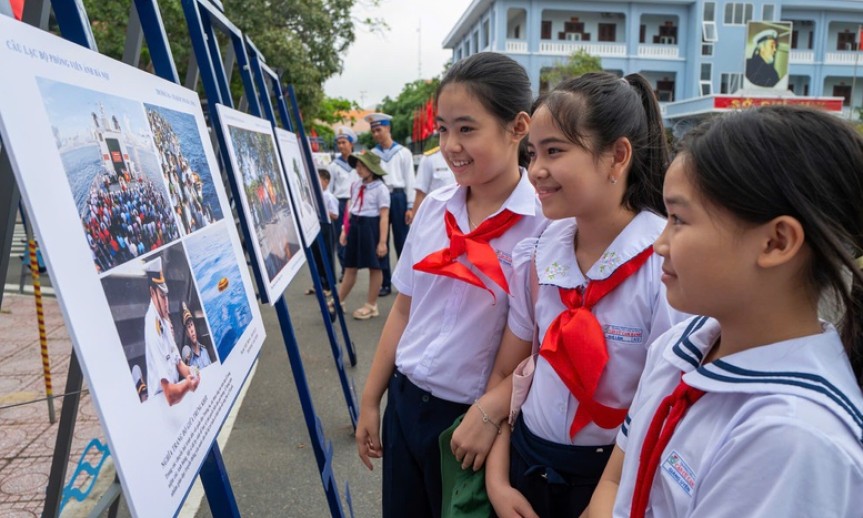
<box><xmin>637</xmin><ymin>44</ymin><xmax>680</xmax><ymax>59</ymax></box>
<box><xmin>539</xmin><ymin>41</ymin><xmax>626</xmax><ymax>56</ymax></box>
<box><xmin>825</xmin><ymin>51</ymin><xmax>861</xmax><ymax>65</ymax></box>
<box><xmin>789</xmin><ymin>50</ymin><xmax>814</xmax><ymax>63</ymax></box>
<box><xmin>505</xmin><ymin>39</ymin><xmax>528</xmax><ymax>53</ymax></box>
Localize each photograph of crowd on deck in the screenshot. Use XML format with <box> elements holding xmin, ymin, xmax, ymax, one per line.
<box><xmin>145</xmin><ymin>104</ymin><xmax>224</xmax><ymax>234</ymax></box>
<box><xmin>37</xmin><ymin>79</ymin><xmax>181</xmax><ymax>274</ymax></box>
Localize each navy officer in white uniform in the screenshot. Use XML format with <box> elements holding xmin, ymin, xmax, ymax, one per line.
<box><xmin>143</xmin><ymin>257</ymin><xmax>199</xmax><ymax>405</ymax></box>
<box><xmin>366</xmin><ymin>112</ymin><xmax>415</xmax><ymax>296</ymax></box>
<box><xmin>327</xmin><ymin>126</ymin><xmax>360</xmax><ymax>279</ymax></box>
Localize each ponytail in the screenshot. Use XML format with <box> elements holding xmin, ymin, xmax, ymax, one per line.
<box><xmin>623</xmin><ymin>74</ymin><xmax>669</xmax><ymax>216</ymax></box>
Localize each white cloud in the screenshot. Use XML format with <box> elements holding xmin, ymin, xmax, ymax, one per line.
<box><xmin>324</xmin><ymin>0</ymin><xmax>467</xmax><ymax>108</ymax></box>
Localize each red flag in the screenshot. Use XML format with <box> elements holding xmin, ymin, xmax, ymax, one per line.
<box><xmin>11</xmin><ymin>0</ymin><xmax>24</xmax><ymax>19</ymax></box>
<box><xmin>310</xmin><ymin>127</ymin><xmax>319</xmax><ymax>152</ymax></box>
<box><xmin>424</xmin><ymin>98</ymin><xmax>435</xmax><ymax>140</ymax></box>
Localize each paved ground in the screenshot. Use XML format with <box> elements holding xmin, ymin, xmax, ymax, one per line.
<box><xmin>0</xmin><ymin>251</ymin><xmax>390</xmax><ymax>516</ymax></box>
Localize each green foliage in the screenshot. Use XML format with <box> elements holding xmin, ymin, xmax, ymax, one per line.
<box><xmin>83</xmin><ymin>0</ymin><xmax>369</xmax><ymax>127</ymax></box>
<box><xmin>539</xmin><ymin>49</ymin><xmax>603</xmax><ymax>91</ymax></box>
<box><xmin>377</xmin><ymin>78</ymin><xmax>440</xmax><ymax>144</ymax></box>
<box><xmin>312</xmin><ymin>96</ymin><xmax>360</xmax><ymax>146</ymax></box>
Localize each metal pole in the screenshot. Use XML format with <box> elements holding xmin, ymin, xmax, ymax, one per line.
<box><xmin>27</xmin><ymin>237</ymin><xmax>55</xmax><ymax>423</ymax></box>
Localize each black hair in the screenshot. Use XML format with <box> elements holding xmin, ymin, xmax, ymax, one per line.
<box><xmin>678</xmin><ymin>105</ymin><xmax>863</xmax><ymax>388</ymax></box>
<box><xmin>531</xmin><ymin>72</ymin><xmax>669</xmax><ymax>215</ymax></box>
<box><xmin>436</xmin><ymin>52</ymin><xmax>533</xmax><ymax>167</ymax></box>
<box><xmin>317</xmin><ymin>168</ymin><xmax>331</xmax><ymax>181</ymax></box>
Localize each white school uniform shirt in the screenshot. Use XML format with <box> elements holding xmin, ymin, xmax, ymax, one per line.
<box><xmin>327</xmin><ymin>155</ymin><xmax>358</xmax><ymax>200</ymax></box>
<box><xmin>392</xmin><ymin>170</ymin><xmax>548</xmax><ymax>404</ymax></box>
<box><xmin>614</xmin><ymin>316</ymin><xmax>863</xmax><ymax>517</ymax></box>
<box><xmin>415</xmin><ymin>150</ymin><xmax>455</xmax><ymax>195</ymax></box>
<box><xmin>322</xmin><ymin>190</ymin><xmax>339</xmax><ymax>220</ymax></box>
<box><xmin>508</xmin><ymin>212</ymin><xmax>688</xmax><ymax>446</ymax></box>
<box><xmin>371</xmin><ymin>142</ymin><xmax>416</xmax><ymax>208</ymax></box>
<box><xmin>348</xmin><ymin>179</ymin><xmax>390</xmax><ymax>217</ymax></box>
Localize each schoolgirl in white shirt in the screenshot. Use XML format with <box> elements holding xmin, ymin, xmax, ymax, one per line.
<box><xmin>354</xmin><ymin>53</ymin><xmax>547</xmax><ymax>518</ymax></box>
<box><xmin>587</xmin><ymin>106</ymin><xmax>863</xmax><ymax>517</ymax></box>
<box><xmin>450</xmin><ymin>73</ymin><xmax>687</xmax><ymax>517</ymax></box>
<box><xmin>336</xmin><ymin>152</ymin><xmax>390</xmax><ymax>320</ymax></box>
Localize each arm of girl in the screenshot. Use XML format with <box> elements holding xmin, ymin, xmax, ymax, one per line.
<box><xmin>355</xmin><ymin>292</ymin><xmax>411</xmax><ymax>470</ymax></box>
<box><xmin>583</xmin><ymin>445</ymin><xmax>625</xmax><ymax>517</ymax></box>
<box><xmin>451</xmin><ymin>327</ymin><xmax>532</xmax><ymax>470</ymax></box>
<box><xmin>485</xmin><ymin>426</ymin><xmax>538</xmax><ymax>518</ymax></box>
<box><xmin>377</xmin><ymin>207</ymin><xmax>389</xmax><ymax>257</ymax></box>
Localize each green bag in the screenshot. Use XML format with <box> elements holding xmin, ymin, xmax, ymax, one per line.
<box><xmin>439</xmin><ymin>415</ymin><xmax>493</xmax><ymax>518</ymax></box>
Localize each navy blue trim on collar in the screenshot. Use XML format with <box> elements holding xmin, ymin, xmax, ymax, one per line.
<box><xmin>374</xmin><ymin>142</ymin><xmax>403</xmax><ymax>162</ymax></box>
<box><xmin>697</xmin><ymin>364</ymin><xmax>863</xmax><ymax>442</ymax></box>
<box><xmin>672</xmin><ymin>316</ymin><xmax>710</xmax><ymax>368</ymax></box>
<box><xmin>334</xmin><ymin>156</ymin><xmax>352</xmax><ymax>172</ymax></box>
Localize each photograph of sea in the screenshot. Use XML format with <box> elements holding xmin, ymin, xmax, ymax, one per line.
<box><xmin>185</xmin><ymin>223</ymin><xmax>253</xmax><ymax>362</ymax></box>
<box><xmin>225</xmin><ymin>124</ymin><xmax>302</xmax><ymax>281</ymax></box>
<box><xmin>100</xmin><ymin>243</ymin><xmax>210</xmax><ymax>406</ymax></box>
<box><xmin>144</xmin><ymin>104</ymin><xmax>224</xmax><ymax>234</ymax></box>
<box><xmin>36</xmin><ymin>78</ymin><xmax>181</xmax><ymax>274</ymax></box>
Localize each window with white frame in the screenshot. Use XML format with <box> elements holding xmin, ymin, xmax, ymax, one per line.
<box><xmin>702</xmin><ymin>43</ymin><xmax>714</xmax><ymax>56</ymax></box>
<box><xmin>700</xmin><ymin>81</ymin><xmax>713</xmax><ymax>96</ymax></box>
<box><xmin>763</xmin><ymin>4</ymin><xmax>775</xmax><ymax>21</ymax></box>
<box><xmin>720</xmin><ymin>72</ymin><xmax>744</xmax><ymax>93</ymax></box>
<box><xmin>704</xmin><ymin>2</ymin><xmax>716</xmax><ymax>22</ymax></box>
<box><xmin>701</xmin><ymin>63</ymin><xmax>713</xmax><ymax>82</ymax></box>
<box><xmin>724</xmin><ymin>3</ymin><xmax>753</xmax><ymax>25</ymax></box>
<box><xmin>703</xmin><ymin>22</ymin><xmax>718</xmax><ymax>42</ymax></box>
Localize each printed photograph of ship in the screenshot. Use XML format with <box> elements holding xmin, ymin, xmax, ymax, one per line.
<box><xmin>100</xmin><ymin>242</ymin><xmax>213</xmax><ymax>405</ymax></box>
<box><xmin>144</xmin><ymin>104</ymin><xmax>223</xmax><ymax>234</ymax></box>
<box><xmin>185</xmin><ymin>224</ymin><xmax>253</xmax><ymax>362</ymax></box>
<box><xmin>36</xmin><ymin>78</ymin><xmax>181</xmax><ymax>274</ymax></box>
<box><xmin>225</xmin><ymin>124</ymin><xmax>301</xmax><ymax>281</ymax></box>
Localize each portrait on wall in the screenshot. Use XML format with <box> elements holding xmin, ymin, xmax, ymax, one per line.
<box><xmin>743</xmin><ymin>21</ymin><xmax>792</xmax><ymax>91</ymax></box>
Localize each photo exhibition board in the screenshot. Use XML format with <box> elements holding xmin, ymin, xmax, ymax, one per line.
<box><xmin>215</xmin><ymin>105</ymin><xmax>306</xmax><ymax>303</ymax></box>
<box><xmin>275</xmin><ymin>128</ymin><xmax>322</xmax><ymax>247</ymax></box>
<box><xmin>0</xmin><ymin>17</ymin><xmax>265</xmax><ymax>517</ymax></box>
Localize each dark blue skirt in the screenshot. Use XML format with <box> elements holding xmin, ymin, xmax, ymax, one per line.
<box><xmin>344</xmin><ymin>215</ymin><xmax>383</xmax><ymax>270</ymax></box>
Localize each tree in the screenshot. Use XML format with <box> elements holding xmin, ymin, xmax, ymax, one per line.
<box><xmin>83</xmin><ymin>0</ymin><xmax>372</xmax><ymax>126</ymax></box>
<box><xmin>377</xmin><ymin>78</ymin><xmax>440</xmax><ymax>145</ymax></box>
<box><xmin>313</xmin><ymin>96</ymin><xmax>360</xmax><ymax>147</ymax></box>
<box><xmin>539</xmin><ymin>49</ymin><xmax>603</xmax><ymax>92</ymax></box>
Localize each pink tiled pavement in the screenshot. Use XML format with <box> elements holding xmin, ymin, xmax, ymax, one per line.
<box><xmin>0</xmin><ymin>293</ymin><xmax>108</xmax><ymax>516</ymax></box>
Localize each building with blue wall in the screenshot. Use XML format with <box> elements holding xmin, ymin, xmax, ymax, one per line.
<box><xmin>443</xmin><ymin>0</ymin><xmax>863</xmax><ymax>121</ymax></box>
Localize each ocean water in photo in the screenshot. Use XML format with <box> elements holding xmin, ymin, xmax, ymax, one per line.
<box><xmin>185</xmin><ymin>225</ymin><xmax>252</xmax><ymax>362</ymax></box>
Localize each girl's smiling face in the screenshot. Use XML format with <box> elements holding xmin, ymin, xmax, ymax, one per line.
<box><xmin>437</xmin><ymin>82</ymin><xmax>525</xmax><ymax>188</ymax></box>
<box><xmin>526</xmin><ymin>106</ymin><xmax>618</xmax><ymax>220</ymax></box>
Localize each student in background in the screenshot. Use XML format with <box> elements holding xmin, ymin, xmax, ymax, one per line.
<box><xmin>337</xmin><ymin>152</ymin><xmax>390</xmax><ymax>320</ymax></box>
<box><xmin>307</xmin><ymin>168</ymin><xmax>339</xmax><ymax>295</ymax></box>
<box><xmin>328</xmin><ymin>126</ymin><xmax>360</xmax><ymax>281</ymax></box>
<box><xmin>414</xmin><ymin>146</ymin><xmax>455</xmax><ymax>214</ymax></box>
<box><xmin>366</xmin><ymin>112</ymin><xmax>415</xmax><ymax>297</ymax></box>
